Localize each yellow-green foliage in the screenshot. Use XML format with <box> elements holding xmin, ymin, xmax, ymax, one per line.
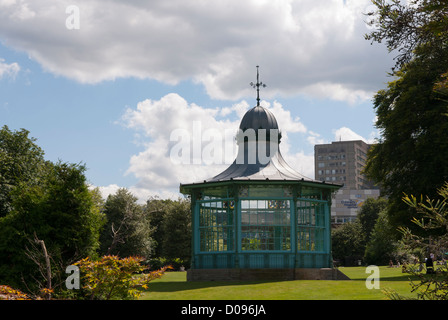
<box><xmin>75</xmin><ymin>255</ymin><xmax>171</xmax><ymax>300</ymax></box>
<box><xmin>0</xmin><ymin>285</ymin><xmax>30</xmax><ymax>300</ymax></box>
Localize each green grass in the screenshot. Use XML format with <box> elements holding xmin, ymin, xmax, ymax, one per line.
<box><xmin>140</xmin><ymin>266</ymin><xmax>422</xmax><ymax>300</ymax></box>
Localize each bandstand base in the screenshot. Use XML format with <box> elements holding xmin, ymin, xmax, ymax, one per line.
<box><xmin>186</xmin><ymin>268</ymin><xmax>350</xmax><ymax>281</ymax></box>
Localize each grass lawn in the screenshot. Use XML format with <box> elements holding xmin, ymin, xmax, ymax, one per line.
<box><xmin>140</xmin><ymin>266</ymin><xmax>422</xmax><ymax>300</ymax></box>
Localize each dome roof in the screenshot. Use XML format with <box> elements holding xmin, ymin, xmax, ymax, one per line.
<box><xmin>179</xmin><ymin>66</ymin><xmax>343</xmax><ymax>192</ymax></box>
<box><xmin>239</xmin><ymin>105</ymin><xmax>279</xmax><ymax>131</ymax></box>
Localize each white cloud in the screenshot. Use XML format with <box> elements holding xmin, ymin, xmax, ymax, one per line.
<box><xmin>121</xmin><ymin>93</ymin><xmax>238</xmax><ymax>196</ymax></box>
<box><xmin>307</xmin><ymin>130</ymin><xmax>325</xmax><ymax>146</ymax></box>
<box><xmin>0</xmin><ymin>0</ymin><xmax>391</xmax><ymax>104</ymax></box>
<box><xmin>92</xmin><ymin>183</ymin><xmax>180</xmax><ymax>203</ymax></box>
<box><xmin>119</xmin><ymin>94</ymin><xmax>380</xmax><ymax>198</ymax></box>
<box><xmin>94</xmin><ymin>183</ymin><xmax>121</xmax><ymax>200</ymax></box>
<box><xmin>0</xmin><ymin>58</ymin><xmax>20</xmax><ymax>79</ymax></box>
<box><xmin>333</xmin><ymin>126</ymin><xmax>376</xmax><ymax>143</ymax></box>
<box><xmin>95</xmin><ymin>97</ymin><xmax>377</xmax><ymax>200</ymax></box>
<box><xmin>282</xmin><ymin>150</ymin><xmax>315</xmax><ymax>180</ymax></box>
<box><xmin>121</xmin><ymin>93</ymin><xmax>310</xmax><ymax>198</ymax></box>
<box><xmin>269</xmin><ymin>101</ymin><xmax>307</xmax><ymax>134</ymax></box>
<box><xmin>302</xmin><ymin>82</ymin><xmax>374</xmax><ymax>105</ymax></box>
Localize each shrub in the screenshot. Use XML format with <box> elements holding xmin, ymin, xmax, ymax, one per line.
<box><xmin>0</xmin><ymin>285</ymin><xmax>31</xmax><ymax>300</ymax></box>
<box><xmin>145</xmin><ymin>257</ymin><xmax>186</xmax><ymax>271</ymax></box>
<box><xmin>75</xmin><ymin>255</ymin><xmax>171</xmax><ymax>300</ymax></box>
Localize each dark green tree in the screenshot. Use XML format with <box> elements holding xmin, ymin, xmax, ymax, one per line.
<box><xmin>385</xmin><ymin>183</ymin><xmax>448</xmax><ymax>300</ymax></box>
<box><xmin>144</xmin><ymin>197</ymin><xmax>191</xmax><ymax>267</ymax></box>
<box><xmin>365</xmin><ymin>52</ymin><xmax>448</xmax><ymax>234</ymax></box>
<box><xmin>0</xmin><ymin>125</ymin><xmax>45</xmax><ymax>217</ymax></box>
<box><xmin>144</xmin><ymin>196</ymin><xmax>171</xmax><ymax>258</ymax></box>
<box><xmin>365</xmin><ymin>0</ymin><xmax>448</xmax><ymax>69</ymax></box>
<box><xmin>364</xmin><ymin>0</ymin><xmax>448</xmax><ymax>235</ymax></box>
<box><xmin>357</xmin><ymin>197</ymin><xmax>388</xmax><ymax>243</ymax></box>
<box><xmin>100</xmin><ymin>188</ymin><xmax>154</xmax><ymax>260</ymax></box>
<box><xmin>331</xmin><ymin>221</ymin><xmax>365</xmax><ymax>266</ymax></box>
<box><xmin>364</xmin><ymin>209</ymin><xmax>397</xmax><ymax>265</ymax></box>
<box><xmin>0</xmin><ymin>161</ymin><xmax>105</xmax><ymax>293</ymax></box>
<box><xmin>160</xmin><ymin>198</ymin><xmax>191</xmax><ymax>264</ymax></box>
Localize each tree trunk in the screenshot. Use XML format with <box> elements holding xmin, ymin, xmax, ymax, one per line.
<box><xmin>36</xmin><ymin>238</ymin><xmax>51</xmax><ymax>300</ymax></box>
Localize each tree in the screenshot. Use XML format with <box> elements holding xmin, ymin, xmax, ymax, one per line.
<box><xmin>364</xmin><ymin>209</ymin><xmax>397</xmax><ymax>265</ymax></box>
<box><xmin>144</xmin><ymin>196</ymin><xmax>171</xmax><ymax>258</ymax></box>
<box><xmin>364</xmin><ymin>0</ymin><xmax>448</xmax><ymax>234</ymax></box>
<box><xmin>365</xmin><ymin>52</ymin><xmax>448</xmax><ymax>234</ymax></box>
<box><xmin>100</xmin><ymin>188</ymin><xmax>154</xmax><ymax>260</ymax></box>
<box><xmin>331</xmin><ymin>221</ymin><xmax>365</xmax><ymax>266</ymax></box>
<box><xmin>0</xmin><ymin>161</ymin><xmax>105</xmax><ymax>294</ymax></box>
<box><xmin>385</xmin><ymin>183</ymin><xmax>448</xmax><ymax>300</ymax></box>
<box><xmin>0</xmin><ymin>126</ymin><xmax>45</xmax><ymax>217</ymax></box>
<box><xmin>365</xmin><ymin>0</ymin><xmax>448</xmax><ymax>70</ymax></box>
<box><xmin>144</xmin><ymin>197</ymin><xmax>191</xmax><ymax>267</ymax></box>
<box><xmin>401</xmin><ymin>182</ymin><xmax>448</xmax><ymax>259</ymax></box>
<box><xmin>332</xmin><ymin>198</ymin><xmax>391</xmax><ymax>266</ymax></box>
<box><xmin>160</xmin><ymin>198</ymin><xmax>191</xmax><ymax>264</ymax></box>
<box><xmin>357</xmin><ymin>197</ymin><xmax>388</xmax><ymax>243</ymax></box>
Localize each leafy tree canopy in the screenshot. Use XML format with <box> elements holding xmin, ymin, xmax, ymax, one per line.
<box><xmin>0</xmin><ymin>125</ymin><xmax>45</xmax><ymax>217</ymax></box>
<box><xmin>364</xmin><ymin>0</ymin><xmax>448</xmax><ymax>234</ymax></box>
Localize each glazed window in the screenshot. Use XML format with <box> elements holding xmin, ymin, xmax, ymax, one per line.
<box><xmin>198</xmin><ymin>200</ymin><xmax>234</xmax><ymax>252</ymax></box>
<box><xmin>240</xmin><ymin>200</ymin><xmax>291</xmax><ymax>251</ymax></box>
<box><xmin>297</xmin><ymin>200</ymin><xmax>326</xmax><ymax>252</ymax></box>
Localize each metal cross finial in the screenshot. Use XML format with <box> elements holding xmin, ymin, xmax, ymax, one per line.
<box><xmin>250</xmin><ymin>66</ymin><xmax>266</xmax><ymax>106</ymax></box>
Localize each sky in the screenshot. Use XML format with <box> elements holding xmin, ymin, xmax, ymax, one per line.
<box><xmin>0</xmin><ymin>0</ymin><xmax>395</xmax><ymax>202</ymax></box>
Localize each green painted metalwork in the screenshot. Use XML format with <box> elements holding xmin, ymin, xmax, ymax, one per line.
<box><xmin>198</xmin><ymin>199</ymin><xmax>235</xmax><ymax>253</ymax></box>
<box><xmin>186</xmin><ymin>182</ymin><xmax>337</xmax><ymax>270</ymax></box>
<box><xmin>180</xmin><ymin>84</ymin><xmax>341</xmax><ymax>273</ymax></box>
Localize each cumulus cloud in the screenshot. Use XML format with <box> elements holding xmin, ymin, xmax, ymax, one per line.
<box><xmin>0</xmin><ymin>0</ymin><xmax>391</xmax><ymax>104</ymax></box>
<box><xmin>302</xmin><ymin>82</ymin><xmax>373</xmax><ymax>105</ymax></box>
<box><xmin>0</xmin><ymin>58</ymin><xmax>20</xmax><ymax>80</ymax></box>
<box><xmin>307</xmin><ymin>130</ymin><xmax>325</xmax><ymax>146</ymax></box>
<box><xmin>94</xmin><ymin>183</ymin><xmax>120</xmax><ymax>200</ymax></box>
<box><xmin>333</xmin><ymin>126</ymin><xmax>376</xmax><ymax>143</ymax></box>
<box><xmin>120</xmin><ymin>93</ymin><xmax>310</xmax><ymax>197</ymax></box>
<box><xmin>283</xmin><ymin>151</ymin><xmax>315</xmax><ymax>180</ymax></box>
<box><xmin>94</xmin><ymin>96</ymin><xmax>373</xmax><ymax>199</ymax></box>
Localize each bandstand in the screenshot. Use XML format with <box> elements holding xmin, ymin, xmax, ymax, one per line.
<box><xmin>180</xmin><ymin>68</ymin><xmax>347</xmax><ymax>281</ymax></box>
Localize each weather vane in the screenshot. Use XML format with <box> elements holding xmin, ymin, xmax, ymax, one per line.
<box><xmin>250</xmin><ymin>66</ymin><xmax>266</xmax><ymax>106</ymax></box>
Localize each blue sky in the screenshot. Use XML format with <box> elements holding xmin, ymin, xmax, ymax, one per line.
<box><xmin>0</xmin><ymin>0</ymin><xmax>393</xmax><ymax>201</ymax></box>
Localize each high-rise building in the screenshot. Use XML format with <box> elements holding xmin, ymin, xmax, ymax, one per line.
<box><xmin>314</xmin><ymin>140</ymin><xmax>380</xmax><ymax>225</ymax></box>
<box><xmin>314</xmin><ymin>140</ymin><xmax>375</xmax><ymax>189</ymax></box>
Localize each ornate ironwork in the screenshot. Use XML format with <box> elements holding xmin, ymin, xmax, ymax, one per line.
<box><xmin>250</xmin><ymin>65</ymin><xmax>266</xmax><ymax>106</ymax></box>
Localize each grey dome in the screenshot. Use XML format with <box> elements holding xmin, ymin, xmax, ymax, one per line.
<box><xmin>239</xmin><ymin>106</ymin><xmax>279</xmax><ymax>131</ymax></box>
<box><xmin>203</xmin><ymin>104</ymin><xmax>313</xmax><ymax>182</ymax></box>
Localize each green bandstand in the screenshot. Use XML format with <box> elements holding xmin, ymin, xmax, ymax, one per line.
<box><xmin>180</xmin><ymin>70</ymin><xmax>347</xmax><ymax>281</ymax></box>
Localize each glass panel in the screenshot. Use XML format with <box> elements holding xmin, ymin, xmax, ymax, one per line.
<box><xmin>199</xmin><ymin>200</ymin><xmax>234</xmax><ymax>252</ymax></box>
<box><xmin>297</xmin><ymin>200</ymin><xmax>326</xmax><ymax>252</ymax></box>
<box><xmin>201</xmin><ymin>186</ymin><xmax>229</xmax><ymax>199</ymax></box>
<box><xmin>299</xmin><ymin>186</ymin><xmax>322</xmax><ymax>200</ymax></box>
<box><xmin>241</xmin><ymin>199</ymin><xmax>291</xmax><ymax>251</ymax></box>
<box><xmin>248</xmin><ymin>185</ymin><xmax>285</xmax><ymax>197</ymax></box>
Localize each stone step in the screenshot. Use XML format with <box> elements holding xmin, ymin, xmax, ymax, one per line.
<box><xmin>187</xmin><ymin>268</ymin><xmax>350</xmax><ymax>281</ymax></box>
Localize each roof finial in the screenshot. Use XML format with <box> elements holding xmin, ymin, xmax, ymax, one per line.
<box><xmin>250</xmin><ymin>65</ymin><xmax>266</xmax><ymax>106</ymax></box>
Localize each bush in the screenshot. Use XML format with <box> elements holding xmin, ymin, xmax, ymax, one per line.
<box><xmin>0</xmin><ymin>285</ymin><xmax>31</xmax><ymax>300</ymax></box>
<box><xmin>145</xmin><ymin>257</ymin><xmax>187</xmax><ymax>271</ymax></box>
<box><xmin>75</xmin><ymin>255</ymin><xmax>171</xmax><ymax>300</ymax></box>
